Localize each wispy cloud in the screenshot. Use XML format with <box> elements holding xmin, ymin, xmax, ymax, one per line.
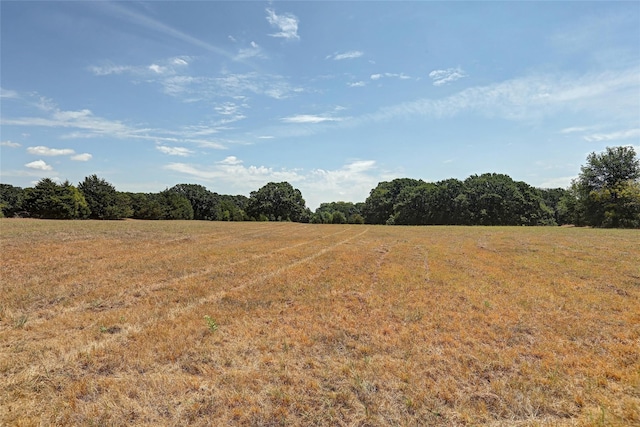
<box><xmin>100</xmin><ymin>2</ymin><xmax>237</xmax><ymax>60</ymax></box>
<box><xmin>560</xmin><ymin>126</ymin><xmax>596</xmax><ymax>134</ymax></box>
<box><xmin>361</xmin><ymin>67</ymin><xmax>640</xmax><ymax>123</ymax></box>
<box><xmin>583</xmin><ymin>128</ymin><xmax>640</xmax><ymax>142</ymax></box>
<box><xmin>156</xmin><ymin>145</ymin><xmax>194</xmax><ymax>156</ymax></box>
<box><xmin>1</xmin><ymin>91</ymin><xmax>229</xmax><ymax>150</ymax></box>
<box><xmin>27</xmin><ymin>146</ymin><xmax>75</xmax><ymax>156</ymax></box>
<box><xmin>281</xmin><ymin>114</ymin><xmax>342</xmax><ymax>124</ymax></box>
<box><xmin>89</xmin><ymin>56</ymin><xmax>190</xmax><ymax>77</ymax></box>
<box><xmin>71</xmin><ymin>153</ymin><xmax>92</xmax><ymax>161</ymax></box>
<box><xmin>235</xmin><ymin>41</ymin><xmax>266</xmax><ymax>61</ymax></box>
<box><xmin>266</xmin><ymin>8</ymin><xmax>300</xmax><ymax>40</ymax></box>
<box><xmin>0</xmin><ymin>140</ymin><xmax>21</xmax><ymax>148</ymax></box>
<box><xmin>327</xmin><ymin>51</ymin><xmax>364</xmax><ymax>61</ymax></box>
<box><xmin>1</xmin><ymin>88</ymin><xmax>20</xmax><ymax>99</ymax></box>
<box><xmin>429</xmin><ymin>67</ymin><xmax>467</xmax><ymax>86</ymax></box>
<box><xmin>25</xmin><ymin>160</ymin><xmax>53</xmax><ymax>171</ymax></box>
<box><xmin>370</xmin><ymin>73</ymin><xmax>411</xmax><ymax>81</ymax></box>
<box><xmin>348</xmin><ymin>81</ymin><xmax>366</xmax><ymax>88</ymax></box>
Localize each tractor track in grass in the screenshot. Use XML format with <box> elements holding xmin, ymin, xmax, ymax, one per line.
<box><xmin>1</xmin><ymin>226</ymin><xmax>351</xmax><ymax>332</ymax></box>
<box><xmin>2</xmin><ymin>227</ymin><xmax>369</xmax><ymax>393</ymax></box>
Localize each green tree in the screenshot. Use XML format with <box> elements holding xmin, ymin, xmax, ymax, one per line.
<box><xmin>0</xmin><ymin>184</ymin><xmax>25</xmax><ymax>217</ymax></box>
<box><xmin>246</xmin><ymin>182</ymin><xmax>308</xmax><ymax>222</ymax></box>
<box><xmin>157</xmin><ymin>190</ymin><xmax>194</xmax><ymax>220</ymax></box>
<box><xmin>78</xmin><ymin>175</ymin><xmax>132</xmax><ymax>219</ymax></box>
<box><xmin>168</xmin><ymin>184</ymin><xmax>220</xmax><ymax>220</ymax></box>
<box><xmin>574</xmin><ymin>146</ymin><xmax>640</xmax><ymax>228</ymax></box>
<box><xmin>23</xmin><ymin>178</ymin><xmax>90</xmax><ymax>219</ymax></box>
<box><xmin>362</xmin><ymin>178</ymin><xmax>424</xmax><ymax>224</ymax></box>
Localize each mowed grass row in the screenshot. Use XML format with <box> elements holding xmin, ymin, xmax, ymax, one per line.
<box><xmin>1</xmin><ymin>220</ymin><xmax>638</xmax><ymax>426</ymax></box>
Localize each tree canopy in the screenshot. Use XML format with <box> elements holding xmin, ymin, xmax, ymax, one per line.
<box><xmin>246</xmin><ymin>182</ymin><xmax>309</xmax><ymax>222</ymax></box>
<box><xmin>22</xmin><ymin>179</ymin><xmax>89</xmax><ymax>219</ymax></box>
<box><xmin>571</xmin><ymin>146</ymin><xmax>640</xmax><ymax>228</ymax></box>
<box><xmin>78</xmin><ymin>175</ymin><xmax>132</xmax><ymax>220</ymax></box>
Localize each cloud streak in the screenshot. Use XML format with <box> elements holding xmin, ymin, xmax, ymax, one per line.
<box><xmin>281</xmin><ymin>114</ymin><xmax>342</xmax><ymax>124</ymax></box>
<box><xmin>328</xmin><ymin>51</ymin><xmax>364</xmax><ymax>61</ymax></box>
<box><xmin>156</xmin><ymin>145</ymin><xmax>194</xmax><ymax>156</ymax></box>
<box><xmin>27</xmin><ymin>146</ymin><xmax>75</xmax><ymax>156</ymax></box>
<box><xmin>100</xmin><ymin>2</ymin><xmax>237</xmax><ymax>61</ymax></box>
<box><xmin>583</xmin><ymin>128</ymin><xmax>640</xmax><ymax>142</ymax></box>
<box><xmin>361</xmin><ymin>67</ymin><xmax>640</xmax><ymax>124</ymax></box>
<box><xmin>429</xmin><ymin>67</ymin><xmax>467</xmax><ymax>86</ymax></box>
<box><xmin>1</xmin><ymin>92</ymin><xmax>229</xmax><ymax>149</ymax></box>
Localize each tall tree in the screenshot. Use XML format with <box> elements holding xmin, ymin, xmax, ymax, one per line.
<box><xmin>78</xmin><ymin>175</ymin><xmax>132</xmax><ymax>220</ymax></box>
<box><xmin>246</xmin><ymin>182</ymin><xmax>308</xmax><ymax>222</ymax></box>
<box><xmin>23</xmin><ymin>178</ymin><xmax>90</xmax><ymax>219</ymax></box>
<box><xmin>0</xmin><ymin>184</ymin><xmax>25</xmax><ymax>218</ymax></box>
<box><xmin>168</xmin><ymin>184</ymin><xmax>220</xmax><ymax>221</ymax></box>
<box><xmin>574</xmin><ymin>146</ymin><xmax>640</xmax><ymax>228</ymax></box>
<box><xmin>362</xmin><ymin>178</ymin><xmax>424</xmax><ymax>224</ymax></box>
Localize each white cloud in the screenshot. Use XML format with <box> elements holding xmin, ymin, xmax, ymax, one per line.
<box><xmin>71</xmin><ymin>153</ymin><xmax>92</xmax><ymax>161</ymax></box>
<box><xmin>27</xmin><ymin>146</ymin><xmax>75</xmax><ymax>156</ymax></box>
<box><xmin>583</xmin><ymin>128</ymin><xmax>640</xmax><ymax>142</ymax></box>
<box><xmin>88</xmin><ymin>64</ymin><xmax>133</xmax><ymax>76</ymax></box>
<box><xmin>164</xmin><ymin>158</ymin><xmax>383</xmax><ymax>209</ymax></box>
<box><xmin>266</xmin><ymin>8</ymin><xmax>300</xmax><ymax>40</ymax></box>
<box><xmin>429</xmin><ymin>67</ymin><xmax>467</xmax><ymax>86</ymax></box>
<box><xmin>1</xmin><ymin>92</ymin><xmax>229</xmax><ymax>149</ymax></box>
<box><xmin>370</xmin><ymin>73</ymin><xmax>411</xmax><ymax>81</ymax></box>
<box><xmin>218</xmin><ymin>156</ymin><xmax>243</xmax><ymax>165</ymax></box>
<box><xmin>25</xmin><ymin>160</ymin><xmax>53</xmax><ymax>171</ymax></box>
<box><xmin>538</xmin><ymin>176</ymin><xmax>576</xmax><ymax>189</ymax></box>
<box><xmin>156</xmin><ymin>145</ymin><xmax>194</xmax><ymax>156</ymax></box>
<box><xmin>0</xmin><ymin>140</ymin><xmax>21</xmax><ymax>148</ymax></box>
<box><xmin>358</xmin><ymin>67</ymin><xmax>640</xmax><ymax>124</ymax></box>
<box><xmin>235</xmin><ymin>41</ymin><xmax>266</xmax><ymax>61</ymax></box>
<box><xmin>1</xmin><ymin>88</ymin><xmax>19</xmax><ymax>99</ymax></box>
<box><xmin>560</xmin><ymin>126</ymin><xmax>595</xmax><ymax>134</ymax></box>
<box><xmin>165</xmin><ymin>160</ymin><xmax>303</xmax><ymax>192</ymax></box>
<box><xmin>281</xmin><ymin>114</ymin><xmax>342</xmax><ymax>124</ymax></box>
<box><xmin>328</xmin><ymin>51</ymin><xmax>364</xmax><ymax>61</ymax></box>
<box><xmin>348</xmin><ymin>81</ymin><xmax>366</xmax><ymax>87</ymax></box>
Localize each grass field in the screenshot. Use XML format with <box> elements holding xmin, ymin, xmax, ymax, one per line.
<box><xmin>1</xmin><ymin>219</ymin><xmax>638</xmax><ymax>426</ymax></box>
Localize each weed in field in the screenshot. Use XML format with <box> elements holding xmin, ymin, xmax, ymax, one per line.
<box><xmin>204</xmin><ymin>315</ymin><xmax>218</xmax><ymax>332</ymax></box>
<box><xmin>14</xmin><ymin>314</ymin><xmax>28</xmax><ymax>328</ymax></box>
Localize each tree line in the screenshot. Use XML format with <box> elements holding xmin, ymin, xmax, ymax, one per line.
<box><xmin>1</xmin><ymin>146</ymin><xmax>639</xmax><ymax>228</ymax></box>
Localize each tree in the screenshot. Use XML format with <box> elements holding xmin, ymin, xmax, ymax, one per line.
<box><xmin>315</xmin><ymin>201</ymin><xmax>362</xmax><ymax>224</ymax></box>
<box><xmin>168</xmin><ymin>184</ymin><xmax>220</xmax><ymax>221</ymax></box>
<box><xmin>0</xmin><ymin>184</ymin><xmax>25</xmax><ymax>217</ymax></box>
<box><xmin>362</xmin><ymin>178</ymin><xmax>424</xmax><ymax>224</ymax></box>
<box><xmin>574</xmin><ymin>146</ymin><xmax>640</xmax><ymax>228</ymax></box>
<box><xmin>157</xmin><ymin>190</ymin><xmax>194</xmax><ymax>220</ymax></box>
<box><xmin>78</xmin><ymin>175</ymin><xmax>132</xmax><ymax>220</ymax></box>
<box><xmin>22</xmin><ymin>178</ymin><xmax>90</xmax><ymax>219</ymax></box>
<box><xmin>246</xmin><ymin>182</ymin><xmax>308</xmax><ymax>222</ymax></box>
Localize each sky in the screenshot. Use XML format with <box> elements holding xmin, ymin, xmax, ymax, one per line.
<box><xmin>1</xmin><ymin>1</ymin><xmax>639</xmax><ymax>210</ymax></box>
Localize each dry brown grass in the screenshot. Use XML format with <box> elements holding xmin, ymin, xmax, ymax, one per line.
<box><xmin>1</xmin><ymin>219</ymin><xmax>638</xmax><ymax>426</ymax></box>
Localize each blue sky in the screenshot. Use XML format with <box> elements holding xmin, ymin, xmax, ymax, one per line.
<box><xmin>1</xmin><ymin>1</ymin><xmax>639</xmax><ymax>209</ymax></box>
